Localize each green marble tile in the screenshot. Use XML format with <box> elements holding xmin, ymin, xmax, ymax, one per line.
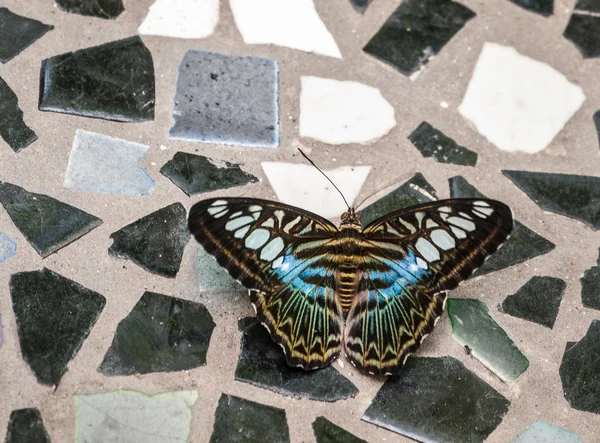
<box><xmin>312</xmin><ymin>417</ymin><xmax>366</xmax><ymax>443</ymax></box>
<box><xmin>409</xmin><ymin>121</ymin><xmax>477</xmax><ymax>166</ymax></box>
<box><xmin>4</xmin><ymin>408</ymin><xmax>51</xmax><ymax>443</ymax></box>
<box><xmin>580</xmin><ymin>248</ymin><xmax>600</xmax><ymax>310</ymax></box>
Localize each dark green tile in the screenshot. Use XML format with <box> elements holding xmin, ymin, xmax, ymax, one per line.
<box><xmin>98</xmin><ymin>291</ymin><xmax>216</xmax><ymax>376</ymax></box>
<box><xmin>447</xmin><ymin>298</ymin><xmax>529</xmax><ymax>381</ymax></box>
<box><xmin>235</xmin><ymin>318</ymin><xmax>358</xmax><ymax>402</ymax></box>
<box><xmin>56</xmin><ymin>0</ymin><xmax>124</xmax><ymax>19</ymax></box>
<box><xmin>161</xmin><ymin>152</ymin><xmax>259</xmax><ymax>196</ymax></box>
<box><xmin>0</xmin><ymin>76</ymin><xmax>37</xmax><ymax>152</ymax></box>
<box><xmin>500</xmin><ymin>276</ymin><xmax>566</xmax><ymax>328</ymax></box>
<box><xmin>0</xmin><ymin>181</ymin><xmax>102</xmax><ymax>257</ymax></box>
<box><xmin>559</xmin><ymin>320</ymin><xmax>600</xmax><ymax>414</ymax></box>
<box><xmin>108</xmin><ymin>203</ymin><xmax>189</xmax><ymax>278</ymax></box>
<box><xmin>503</xmin><ymin>170</ymin><xmax>600</xmax><ymax>230</ymax></box>
<box><xmin>409</xmin><ymin>121</ymin><xmax>477</xmax><ymax>166</ymax></box>
<box><xmin>363</xmin><ymin>0</ymin><xmax>475</xmax><ymax>76</ymax></box>
<box><xmin>360</xmin><ymin>173</ymin><xmax>437</xmax><ymax>226</ymax></box>
<box><xmin>39</xmin><ymin>36</ymin><xmax>154</xmax><ymax>122</ymax></box>
<box><xmin>564</xmin><ymin>14</ymin><xmax>600</xmax><ymax>58</ymax></box>
<box><xmin>210</xmin><ymin>394</ymin><xmax>290</xmax><ymax>443</ymax></box>
<box><xmin>450</xmin><ymin>176</ymin><xmax>555</xmax><ymax>276</ymax></box>
<box><xmin>9</xmin><ymin>268</ymin><xmax>106</xmax><ymax>386</ymax></box>
<box><xmin>580</xmin><ymin>248</ymin><xmax>600</xmax><ymax>310</ymax></box>
<box><xmin>0</xmin><ymin>8</ymin><xmax>53</xmax><ymax>63</ymax></box>
<box><xmin>575</xmin><ymin>0</ymin><xmax>600</xmax><ymax>13</ymax></box>
<box><xmin>348</xmin><ymin>0</ymin><xmax>374</xmax><ymax>14</ymax></box>
<box><xmin>312</xmin><ymin>417</ymin><xmax>366</xmax><ymax>443</ymax></box>
<box><xmin>508</xmin><ymin>0</ymin><xmax>553</xmax><ymax>15</ymax></box>
<box><xmin>362</xmin><ymin>356</ymin><xmax>510</xmax><ymax>442</ymax></box>
<box><xmin>594</xmin><ymin>110</ymin><xmax>600</xmax><ymax>149</ymax></box>
<box><xmin>5</xmin><ymin>408</ymin><xmax>51</xmax><ymax>443</ymax></box>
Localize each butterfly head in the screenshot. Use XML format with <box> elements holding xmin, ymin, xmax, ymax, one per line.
<box><xmin>340</xmin><ymin>207</ymin><xmax>361</xmax><ymax>230</ymax></box>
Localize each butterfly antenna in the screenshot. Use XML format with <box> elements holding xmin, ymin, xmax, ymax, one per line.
<box><xmin>298</xmin><ymin>148</ymin><xmax>350</xmax><ymax>210</ymax></box>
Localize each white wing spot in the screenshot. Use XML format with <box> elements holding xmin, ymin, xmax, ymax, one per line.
<box><xmin>450</xmin><ymin>226</ymin><xmax>467</xmax><ymax>239</ymax></box>
<box><xmin>245</xmin><ymin>228</ymin><xmax>270</xmax><ymax>249</ymax></box>
<box><xmin>211</xmin><ymin>200</ymin><xmax>227</xmax><ymax>207</ymax></box>
<box><xmin>459</xmin><ymin>212</ymin><xmax>473</xmax><ymax>220</ymax></box>
<box><xmin>473</xmin><ymin>201</ymin><xmax>491</xmax><ymax>207</ymax></box>
<box><xmin>416</xmin><ymin>238</ymin><xmax>440</xmax><ymax>262</ymax></box>
<box><xmin>272</xmin><ymin>256</ymin><xmax>284</xmax><ymax>269</ymax></box>
<box><xmin>234</xmin><ymin>225</ymin><xmax>250</xmax><ymax>239</ymax></box>
<box><xmin>208</xmin><ymin>206</ymin><xmax>228</xmax><ymax>217</ymax></box>
<box><xmin>415</xmin><ymin>212</ymin><xmax>425</xmax><ymax>228</ymax></box>
<box><xmin>426</xmin><ymin>219</ymin><xmax>439</xmax><ymax>229</ymax></box>
<box><xmin>260</xmin><ymin>237</ymin><xmax>285</xmax><ymax>261</ymax></box>
<box><xmin>399</xmin><ymin>218</ymin><xmax>417</xmax><ymax>234</ymax></box>
<box><xmin>261</xmin><ymin>218</ymin><xmax>275</xmax><ymax>228</ymax></box>
<box><xmin>249</xmin><ymin>205</ymin><xmax>262</xmax><ymax>212</ymax></box>
<box><xmin>474</xmin><ymin>206</ymin><xmax>494</xmax><ymax>216</ymax></box>
<box><xmin>274</xmin><ymin>210</ymin><xmax>285</xmax><ymax>225</ymax></box>
<box><xmin>448</xmin><ymin>216</ymin><xmax>476</xmax><ymax>232</ymax></box>
<box><xmin>431</xmin><ymin>229</ymin><xmax>456</xmax><ymax>251</ymax></box>
<box><xmin>283</xmin><ymin>216</ymin><xmax>301</xmax><ymax>233</ymax></box>
<box><xmin>387</xmin><ymin>225</ymin><xmax>401</xmax><ymax>236</ymax></box>
<box><xmin>230</xmin><ymin>211</ymin><xmax>243</xmax><ymax>218</ymax></box>
<box><xmin>416</xmin><ymin>257</ymin><xmax>428</xmax><ymax>269</ymax></box>
<box><xmin>438</xmin><ymin>206</ymin><xmax>451</xmax><ymax>213</ymax></box>
<box><xmin>225</xmin><ymin>216</ymin><xmax>254</xmax><ymax>231</ymax></box>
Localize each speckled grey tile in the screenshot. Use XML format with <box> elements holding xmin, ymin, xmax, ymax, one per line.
<box><xmin>0</xmin><ymin>232</ymin><xmax>16</xmax><ymax>263</ymax></box>
<box><xmin>98</xmin><ymin>292</ymin><xmax>216</xmax><ymax>376</ymax></box>
<box><xmin>581</xmin><ymin>249</ymin><xmax>600</xmax><ymax>310</ymax></box>
<box><xmin>0</xmin><ymin>8</ymin><xmax>53</xmax><ymax>63</ymax></box>
<box><xmin>362</xmin><ymin>357</ymin><xmax>510</xmax><ymax>442</ymax></box>
<box><xmin>161</xmin><ymin>152</ymin><xmax>258</xmax><ymax>196</ymax></box>
<box><xmin>408</xmin><ymin>121</ymin><xmax>477</xmax><ymax>166</ymax></box>
<box><xmin>235</xmin><ymin>318</ymin><xmax>358</xmax><ymax>402</ymax></box>
<box><xmin>56</xmin><ymin>0</ymin><xmax>124</xmax><ymax>19</ymax></box>
<box><xmin>312</xmin><ymin>417</ymin><xmax>366</xmax><ymax>443</ymax></box>
<box><xmin>512</xmin><ymin>421</ymin><xmax>583</xmax><ymax>443</ymax></box>
<box><xmin>4</xmin><ymin>408</ymin><xmax>51</xmax><ymax>443</ymax></box>
<box><xmin>507</xmin><ymin>0</ymin><xmax>553</xmax><ymax>16</ymax></box>
<box><xmin>0</xmin><ymin>76</ymin><xmax>37</xmax><ymax>152</ymax></box>
<box><xmin>170</xmin><ymin>50</ymin><xmax>279</xmax><ymax>148</ymax></box>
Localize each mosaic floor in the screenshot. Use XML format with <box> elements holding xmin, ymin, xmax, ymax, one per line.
<box><xmin>1</xmin><ymin>0</ymin><xmax>599</xmax><ymax>442</ymax></box>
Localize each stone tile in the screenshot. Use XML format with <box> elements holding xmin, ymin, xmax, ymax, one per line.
<box><xmin>581</xmin><ymin>248</ymin><xmax>600</xmax><ymax>310</ymax></box>
<box><xmin>56</xmin><ymin>0</ymin><xmax>124</xmax><ymax>19</ymax></box>
<box><xmin>39</xmin><ymin>36</ymin><xmax>155</xmax><ymax>122</ymax></box>
<box><xmin>0</xmin><ymin>314</ymin><xmax>3</xmax><ymax>349</ymax></box>
<box><xmin>449</xmin><ymin>176</ymin><xmax>556</xmax><ymax>276</ymax></box>
<box><xmin>363</xmin><ymin>0</ymin><xmax>475</xmax><ymax>76</ymax></box>
<box><xmin>4</xmin><ymin>408</ymin><xmax>51</xmax><ymax>443</ymax></box>
<box><xmin>210</xmin><ymin>394</ymin><xmax>290</xmax><ymax>443</ymax></box>
<box><xmin>459</xmin><ymin>43</ymin><xmax>585</xmax><ymax>153</ymax></box>
<box><xmin>299</xmin><ymin>76</ymin><xmax>396</xmax><ymax>145</ymax></box>
<box><xmin>360</xmin><ymin>173</ymin><xmax>437</xmax><ymax>226</ymax></box>
<box><xmin>65</xmin><ymin>130</ymin><xmax>155</xmax><ymax>196</ymax></box>
<box><xmin>559</xmin><ymin>320</ymin><xmax>600</xmax><ymax>414</ymax></box>
<box><xmin>139</xmin><ymin>0</ymin><xmax>219</xmax><ymax>39</ymax></box>
<box><xmin>500</xmin><ymin>276</ymin><xmax>566</xmax><ymax>328</ymax></box>
<box><xmin>0</xmin><ymin>181</ymin><xmax>103</xmax><ymax>258</ymax></box>
<box><xmin>0</xmin><ymin>76</ymin><xmax>37</xmax><ymax>152</ymax></box>
<box><xmin>0</xmin><ymin>232</ymin><xmax>17</xmax><ymax>263</ymax></box>
<box><xmin>408</xmin><ymin>121</ymin><xmax>477</xmax><ymax>166</ymax></box>
<box><xmin>512</xmin><ymin>420</ymin><xmax>583</xmax><ymax>443</ymax></box>
<box><xmin>160</xmin><ymin>152</ymin><xmax>258</xmax><ymax>196</ymax></box>
<box><xmin>261</xmin><ymin>162</ymin><xmax>371</xmax><ymax>219</ymax></box>
<box><xmin>235</xmin><ymin>318</ymin><xmax>358</xmax><ymax>402</ymax></box>
<box><xmin>98</xmin><ymin>292</ymin><xmax>216</xmax><ymax>376</ymax></box>
<box><xmin>362</xmin><ymin>356</ymin><xmax>510</xmax><ymax>442</ymax></box>
<box><xmin>196</xmin><ymin>246</ymin><xmax>244</xmax><ymax>292</ymax></box>
<box><xmin>348</xmin><ymin>0</ymin><xmax>374</xmax><ymax>14</ymax></box>
<box><xmin>503</xmin><ymin>170</ymin><xmax>600</xmax><ymax>230</ymax></box>
<box><xmin>312</xmin><ymin>417</ymin><xmax>366</xmax><ymax>443</ymax></box>
<box><xmin>0</xmin><ymin>8</ymin><xmax>53</xmax><ymax>63</ymax></box>
<box><xmin>74</xmin><ymin>390</ymin><xmax>197</xmax><ymax>443</ymax></box>
<box><xmin>507</xmin><ymin>0</ymin><xmax>553</xmax><ymax>16</ymax></box>
<box><xmin>108</xmin><ymin>203</ymin><xmax>189</xmax><ymax>278</ymax></box>
<box><xmin>9</xmin><ymin>268</ymin><xmax>106</xmax><ymax>386</ymax></box>
<box><xmin>594</xmin><ymin>110</ymin><xmax>600</xmax><ymax>149</ymax></box>
<box><xmin>564</xmin><ymin>2</ymin><xmax>600</xmax><ymax>58</ymax></box>
<box><xmin>170</xmin><ymin>50</ymin><xmax>279</xmax><ymax>148</ymax></box>
<box><xmin>447</xmin><ymin>298</ymin><xmax>529</xmax><ymax>381</ymax></box>
<box><xmin>229</xmin><ymin>0</ymin><xmax>341</xmax><ymax>58</ymax></box>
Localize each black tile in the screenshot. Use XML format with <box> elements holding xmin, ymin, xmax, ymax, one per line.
<box><xmin>503</xmin><ymin>170</ymin><xmax>600</xmax><ymax>230</ymax></box>
<box><xmin>408</xmin><ymin>121</ymin><xmax>477</xmax><ymax>166</ymax></box>
<box><xmin>108</xmin><ymin>203</ymin><xmax>189</xmax><ymax>278</ymax></box>
<box><xmin>594</xmin><ymin>110</ymin><xmax>600</xmax><ymax>150</ymax></box>
<box><xmin>564</xmin><ymin>13</ymin><xmax>600</xmax><ymax>58</ymax></box>
<box><xmin>56</xmin><ymin>0</ymin><xmax>124</xmax><ymax>19</ymax></box>
<box><xmin>507</xmin><ymin>0</ymin><xmax>553</xmax><ymax>16</ymax></box>
<box><xmin>575</xmin><ymin>0</ymin><xmax>600</xmax><ymax>14</ymax></box>
<box><xmin>312</xmin><ymin>417</ymin><xmax>366</xmax><ymax>443</ymax></box>
<box><xmin>360</xmin><ymin>173</ymin><xmax>437</xmax><ymax>226</ymax></box>
<box><xmin>0</xmin><ymin>76</ymin><xmax>37</xmax><ymax>152</ymax></box>
<box><xmin>9</xmin><ymin>268</ymin><xmax>106</xmax><ymax>386</ymax></box>
<box><xmin>5</xmin><ymin>408</ymin><xmax>51</xmax><ymax>443</ymax></box>
<box><xmin>98</xmin><ymin>291</ymin><xmax>216</xmax><ymax>376</ymax></box>
<box><xmin>580</xmin><ymin>249</ymin><xmax>600</xmax><ymax>311</ymax></box>
<box><xmin>160</xmin><ymin>152</ymin><xmax>259</xmax><ymax>196</ymax></box>
<box><xmin>39</xmin><ymin>36</ymin><xmax>155</xmax><ymax>122</ymax></box>
<box><xmin>500</xmin><ymin>276</ymin><xmax>566</xmax><ymax>328</ymax></box>
<box><xmin>559</xmin><ymin>320</ymin><xmax>600</xmax><ymax>414</ymax></box>
<box><xmin>363</xmin><ymin>0</ymin><xmax>475</xmax><ymax>76</ymax></box>
<box><xmin>450</xmin><ymin>176</ymin><xmax>556</xmax><ymax>276</ymax></box>
<box><xmin>348</xmin><ymin>0</ymin><xmax>374</xmax><ymax>14</ymax></box>
<box><xmin>210</xmin><ymin>394</ymin><xmax>290</xmax><ymax>443</ymax></box>
<box><xmin>362</xmin><ymin>357</ymin><xmax>510</xmax><ymax>442</ymax></box>
<box><xmin>235</xmin><ymin>318</ymin><xmax>358</xmax><ymax>402</ymax></box>
<box><xmin>0</xmin><ymin>181</ymin><xmax>102</xmax><ymax>257</ymax></box>
<box><xmin>0</xmin><ymin>8</ymin><xmax>53</xmax><ymax>63</ymax></box>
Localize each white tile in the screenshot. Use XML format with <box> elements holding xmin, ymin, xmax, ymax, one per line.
<box><xmin>261</xmin><ymin>162</ymin><xmax>371</xmax><ymax>218</ymax></box>
<box><xmin>299</xmin><ymin>76</ymin><xmax>396</xmax><ymax>145</ymax></box>
<box><xmin>459</xmin><ymin>42</ymin><xmax>585</xmax><ymax>154</ymax></box>
<box><xmin>229</xmin><ymin>0</ymin><xmax>341</xmax><ymax>58</ymax></box>
<box><xmin>138</xmin><ymin>0</ymin><xmax>219</xmax><ymax>39</ymax></box>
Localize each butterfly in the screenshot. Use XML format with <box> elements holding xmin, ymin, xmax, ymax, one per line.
<box><xmin>188</xmin><ymin>196</ymin><xmax>513</xmax><ymax>375</ymax></box>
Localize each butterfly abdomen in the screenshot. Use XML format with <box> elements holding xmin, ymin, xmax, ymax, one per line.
<box><xmin>333</xmin><ymin>228</ymin><xmax>364</xmax><ymax>315</ymax></box>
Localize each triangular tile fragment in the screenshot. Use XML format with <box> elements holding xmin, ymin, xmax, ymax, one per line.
<box><xmin>161</xmin><ymin>152</ymin><xmax>258</xmax><ymax>196</ymax></box>
<box><xmin>580</xmin><ymin>248</ymin><xmax>600</xmax><ymax>311</ymax></box>
<box><xmin>0</xmin><ymin>76</ymin><xmax>37</xmax><ymax>152</ymax></box>
<box><xmin>9</xmin><ymin>268</ymin><xmax>106</xmax><ymax>386</ymax></box>
<box><xmin>56</xmin><ymin>0</ymin><xmax>124</xmax><ymax>19</ymax></box>
<box><xmin>0</xmin><ymin>232</ymin><xmax>17</xmax><ymax>263</ymax></box>
<box><xmin>312</xmin><ymin>416</ymin><xmax>366</xmax><ymax>443</ymax></box>
<box><xmin>108</xmin><ymin>203</ymin><xmax>189</xmax><ymax>277</ymax></box>
<box><xmin>500</xmin><ymin>276</ymin><xmax>566</xmax><ymax>328</ymax></box>
<box><xmin>512</xmin><ymin>421</ymin><xmax>583</xmax><ymax>443</ymax></box>
<box><xmin>408</xmin><ymin>121</ymin><xmax>477</xmax><ymax>166</ymax></box>
<box><xmin>503</xmin><ymin>170</ymin><xmax>600</xmax><ymax>230</ymax></box>
<box><xmin>564</xmin><ymin>12</ymin><xmax>600</xmax><ymax>58</ymax></box>
<box><xmin>0</xmin><ymin>8</ymin><xmax>53</xmax><ymax>63</ymax></box>
<box><xmin>450</xmin><ymin>176</ymin><xmax>555</xmax><ymax>276</ymax></box>
<box><xmin>0</xmin><ymin>181</ymin><xmax>102</xmax><ymax>257</ymax></box>
<box><xmin>39</xmin><ymin>36</ymin><xmax>155</xmax><ymax>122</ymax></box>
<box><xmin>5</xmin><ymin>408</ymin><xmax>51</xmax><ymax>443</ymax></box>
<box><xmin>235</xmin><ymin>318</ymin><xmax>358</xmax><ymax>402</ymax></box>
<box><xmin>98</xmin><ymin>291</ymin><xmax>216</xmax><ymax>375</ymax></box>
<box><xmin>507</xmin><ymin>0</ymin><xmax>553</xmax><ymax>16</ymax></box>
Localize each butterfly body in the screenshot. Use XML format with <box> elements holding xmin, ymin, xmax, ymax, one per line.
<box><xmin>189</xmin><ymin>196</ymin><xmax>513</xmax><ymax>375</ymax></box>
